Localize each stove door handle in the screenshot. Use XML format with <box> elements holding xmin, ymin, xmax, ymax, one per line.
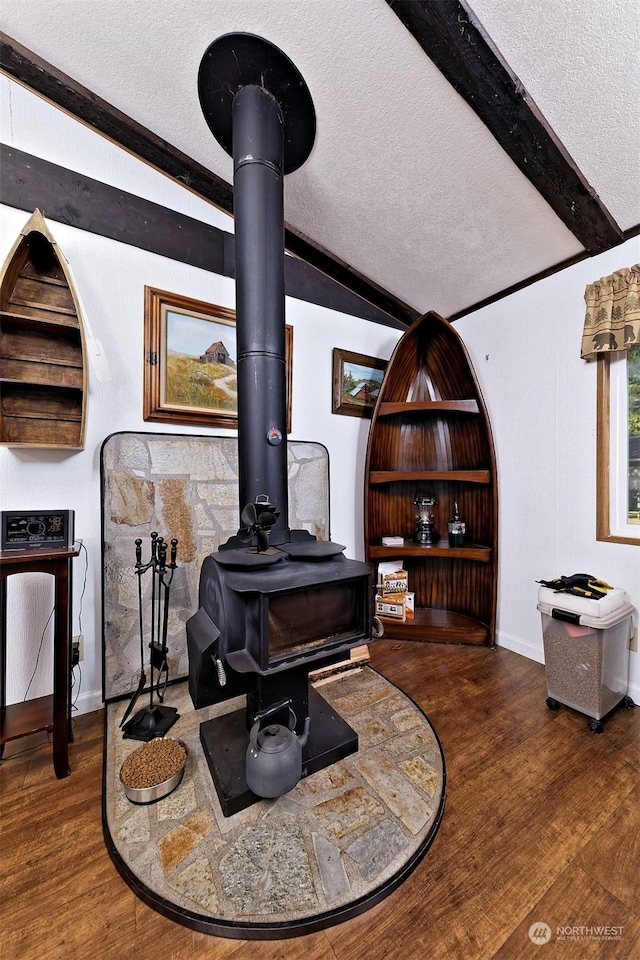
<box><xmin>213</xmin><ymin>655</ymin><xmax>227</xmax><ymax>687</ymax></box>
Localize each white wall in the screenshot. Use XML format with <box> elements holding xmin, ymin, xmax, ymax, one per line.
<box><xmin>0</xmin><ymin>79</ymin><xmax>400</xmax><ymax>713</ymax></box>
<box><xmin>454</xmin><ymin>234</ymin><xmax>640</xmax><ymax>701</ymax></box>
<box><xmin>3</xmin><ymin>76</ymin><xmax>638</xmax><ymax>715</ymax></box>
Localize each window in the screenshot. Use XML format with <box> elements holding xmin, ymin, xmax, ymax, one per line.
<box><xmin>597</xmin><ymin>344</ymin><xmax>640</xmax><ymax>544</ymax></box>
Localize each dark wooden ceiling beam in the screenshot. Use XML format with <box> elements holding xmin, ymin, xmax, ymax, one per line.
<box><xmin>386</xmin><ymin>0</ymin><xmax>623</xmax><ymax>254</ymax></box>
<box><xmin>0</xmin><ymin>31</ymin><xmax>418</xmax><ymax>327</ymax></box>
<box><xmin>0</xmin><ymin>145</ymin><xmax>405</xmax><ymax>329</ymax></box>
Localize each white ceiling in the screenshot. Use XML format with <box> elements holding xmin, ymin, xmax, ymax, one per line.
<box><xmin>1</xmin><ymin>0</ymin><xmax>638</xmax><ymax>320</ymax></box>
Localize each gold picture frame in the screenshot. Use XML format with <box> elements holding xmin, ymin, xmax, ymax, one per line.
<box><xmin>143</xmin><ymin>287</ymin><xmax>292</xmax><ymax>430</ymax></box>
<box><xmin>596</xmin><ymin>352</ymin><xmax>639</xmax><ymax>545</ymax></box>
<box><xmin>332</xmin><ymin>348</ymin><xmax>386</xmax><ymax>418</ymax></box>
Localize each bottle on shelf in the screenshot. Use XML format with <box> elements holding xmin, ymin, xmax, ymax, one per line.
<box><xmin>447</xmin><ymin>501</ymin><xmax>465</xmax><ymax>547</ymax></box>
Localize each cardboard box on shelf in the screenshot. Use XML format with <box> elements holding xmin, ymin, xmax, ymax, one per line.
<box><xmin>376</xmin><ymin>561</ymin><xmax>414</xmax><ymax>621</ymax></box>
<box><xmin>378</xmin><ymin>561</ymin><xmax>408</xmax><ymax>597</ymax></box>
<box><xmin>381</xmin><ymin>570</ymin><xmax>408</xmax><ymax>599</ymax></box>
<box><xmin>404</xmin><ymin>592</ymin><xmax>415</xmax><ymax>620</ymax></box>
<box><xmin>375</xmin><ymin>597</ymin><xmax>407</xmax><ymax>622</ymax></box>
<box><xmin>382</xmin><ymin>536</ymin><xmax>405</xmax><ymax>547</ymax></box>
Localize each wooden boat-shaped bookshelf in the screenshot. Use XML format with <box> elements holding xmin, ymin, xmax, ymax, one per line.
<box><xmin>0</xmin><ymin>210</ymin><xmax>87</xmax><ymax>448</ymax></box>
<box><xmin>365</xmin><ymin>311</ymin><xmax>498</xmax><ymax>646</ymax></box>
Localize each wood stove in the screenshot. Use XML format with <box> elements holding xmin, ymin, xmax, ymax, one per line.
<box><xmin>186</xmin><ymin>34</ymin><xmax>372</xmax><ymax>815</ymax></box>
<box><xmin>198</xmin><ymin>552</ymin><xmax>371</xmax><ymax>680</ymax></box>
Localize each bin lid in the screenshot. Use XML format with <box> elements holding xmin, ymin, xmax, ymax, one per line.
<box><xmin>537</xmin><ymin>600</ymin><xmax>635</xmax><ymax>629</ymax></box>
<box><xmin>537</xmin><ymin>584</ymin><xmax>626</xmax><ymax>618</ymax></box>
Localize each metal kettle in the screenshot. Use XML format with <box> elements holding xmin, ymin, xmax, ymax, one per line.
<box><xmin>245</xmin><ymin>698</ymin><xmax>310</xmax><ymax>798</ymax></box>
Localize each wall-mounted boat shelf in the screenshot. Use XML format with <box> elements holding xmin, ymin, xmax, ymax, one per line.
<box><xmin>365</xmin><ymin>311</ymin><xmax>498</xmax><ymax>646</ymax></box>
<box><xmin>0</xmin><ymin>210</ymin><xmax>87</xmax><ymax>449</ymax></box>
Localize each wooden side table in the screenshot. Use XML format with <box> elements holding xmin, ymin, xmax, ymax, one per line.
<box><xmin>0</xmin><ymin>544</ymin><xmax>80</xmax><ymax>778</ymax></box>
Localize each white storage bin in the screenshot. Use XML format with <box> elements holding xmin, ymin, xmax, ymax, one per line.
<box><xmin>537</xmin><ymin>601</ymin><xmax>634</xmax><ymax>730</ymax></box>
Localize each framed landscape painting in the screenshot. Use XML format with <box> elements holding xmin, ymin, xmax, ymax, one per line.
<box><xmin>332</xmin><ymin>348</ymin><xmax>387</xmax><ymax>418</ymax></box>
<box><xmin>144</xmin><ymin>287</ymin><xmax>292</xmax><ymax>429</ymax></box>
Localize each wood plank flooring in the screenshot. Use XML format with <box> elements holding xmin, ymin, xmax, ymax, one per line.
<box><xmin>1</xmin><ymin>640</ymin><xmax>638</xmax><ymax>960</ymax></box>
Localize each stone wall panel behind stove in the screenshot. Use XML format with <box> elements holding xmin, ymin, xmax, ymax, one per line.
<box><xmin>101</xmin><ymin>433</ymin><xmax>329</xmax><ymax>701</ymax></box>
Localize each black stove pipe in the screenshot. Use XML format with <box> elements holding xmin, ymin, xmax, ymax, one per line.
<box><xmin>198</xmin><ymin>33</ymin><xmax>316</xmax><ymax>549</ymax></box>
<box><xmin>232</xmin><ymin>85</ymin><xmax>289</xmax><ymax>544</ymax></box>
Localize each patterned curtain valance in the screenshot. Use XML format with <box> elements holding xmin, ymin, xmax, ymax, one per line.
<box><xmin>581</xmin><ymin>263</ymin><xmax>640</xmax><ymax>360</ymax></box>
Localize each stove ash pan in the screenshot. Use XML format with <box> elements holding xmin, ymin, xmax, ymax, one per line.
<box><xmin>187</xmin><ymin>554</ymin><xmax>372</xmax><ymax>708</ymax></box>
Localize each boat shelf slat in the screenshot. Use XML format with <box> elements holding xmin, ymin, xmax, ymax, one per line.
<box><xmin>1</xmin><ymin>309</ymin><xmax>82</xmax><ymax>333</ymax></box>
<box><xmin>368</xmin><ymin>541</ymin><xmax>492</xmax><ymax>563</ymax></box>
<box><xmin>369</xmin><ymin>469</ymin><xmax>491</xmax><ymax>484</ymax></box>
<box><xmin>377</xmin><ymin>400</ymin><xmax>479</xmax><ymax>416</ymax></box>
<box><xmin>20</xmin><ymin>273</ymin><xmax>68</xmax><ymax>288</ymax></box>
<box><xmin>376</xmin><ymin>607</ymin><xmax>490</xmax><ymax>645</ymax></box>
<box><xmin>8</xmin><ymin>298</ymin><xmax>77</xmax><ymax>318</ymax></box>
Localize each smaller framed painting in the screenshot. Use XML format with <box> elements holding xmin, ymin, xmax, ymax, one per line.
<box><xmin>143</xmin><ymin>287</ymin><xmax>292</xmax><ymax>430</ymax></box>
<box><xmin>332</xmin><ymin>348</ymin><xmax>387</xmax><ymax>418</ymax></box>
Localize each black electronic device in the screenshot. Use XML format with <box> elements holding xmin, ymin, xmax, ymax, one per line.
<box><xmin>1</xmin><ymin>510</ymin><xmax>75</xmax><ymax>551</ymax></box>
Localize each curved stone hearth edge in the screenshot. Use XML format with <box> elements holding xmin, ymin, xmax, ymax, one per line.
<box><xmin>103</xmin><ymin>667</ymin><xmax>446</xmax><ymax>939</ymax></box>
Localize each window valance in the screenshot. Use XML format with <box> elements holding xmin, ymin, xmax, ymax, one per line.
<box><xmin>581</xmin><ymin>263</ymin><xmax>640</xmax><ymax>360</ymax></box>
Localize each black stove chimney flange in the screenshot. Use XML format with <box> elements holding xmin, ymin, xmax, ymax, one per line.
<box><xmin>197</xmin><ymin>32</ymin><xmax>316</xmax><ymax>175</ymax></box>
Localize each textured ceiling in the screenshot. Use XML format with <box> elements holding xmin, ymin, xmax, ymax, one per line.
<box><xmin>471</xmin><ymin>0</ymin><xmax>639</xmax><ymax>231</ymax></box>
<box><xmin>1</xmin><ymin>0</ymin><xmax>638</xmax><ymax>321</ymax></box>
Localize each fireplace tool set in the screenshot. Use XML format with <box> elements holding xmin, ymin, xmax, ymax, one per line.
<box><xmin>121</xmin><ymin>532</ymin><xmax>180</xmax><ymax>741</ymax></box>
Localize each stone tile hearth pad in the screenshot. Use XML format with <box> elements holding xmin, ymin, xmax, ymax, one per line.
<box><xmin>104</xmin><ymin>667</ymin><xmax>445</xmax><ymax>937</ymax></box>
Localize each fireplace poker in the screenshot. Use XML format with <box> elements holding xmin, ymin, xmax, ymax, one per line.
<box><xmin>152</xmin><ymin>538</ymin><xmax>178</xmax><ymax>703</ymax></box>
<box><xmin>119</xmin><ymin>538</ymin><xmax>147</xmax><ymax>728</ymax></box>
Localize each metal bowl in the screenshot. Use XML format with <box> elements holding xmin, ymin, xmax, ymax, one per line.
<box><xmin>119</xmin><ymin>738</ymin><xmax>187</xmax><ymax>805</ymax></box>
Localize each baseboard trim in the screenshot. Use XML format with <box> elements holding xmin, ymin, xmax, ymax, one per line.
<box><xmin>71</xmin><ymin>688</ymin><xmax>104</xmax><ymax>717</ymax></box>
<box><xmin>496</xmin><ymin>630</ymin><xmax>544</xmax><ymax>665</ymax></box>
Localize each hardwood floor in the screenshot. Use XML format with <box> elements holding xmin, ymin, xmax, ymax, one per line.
<box><xmin>1</xmin><ymin>640</ymin><xmax>638</xmax><ymax>960</ymax></box>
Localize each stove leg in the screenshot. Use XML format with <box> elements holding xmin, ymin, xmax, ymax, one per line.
<box><xmin>199</xmin><ymin>683</ymin><xmax>358</xmax><ymax>817</ymax></box>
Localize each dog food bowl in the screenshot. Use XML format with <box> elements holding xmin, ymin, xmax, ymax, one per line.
<box><xmin>119</xmin><ymin>738</ymin><xmax>187</xmax><ymax>804</ymax></box>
